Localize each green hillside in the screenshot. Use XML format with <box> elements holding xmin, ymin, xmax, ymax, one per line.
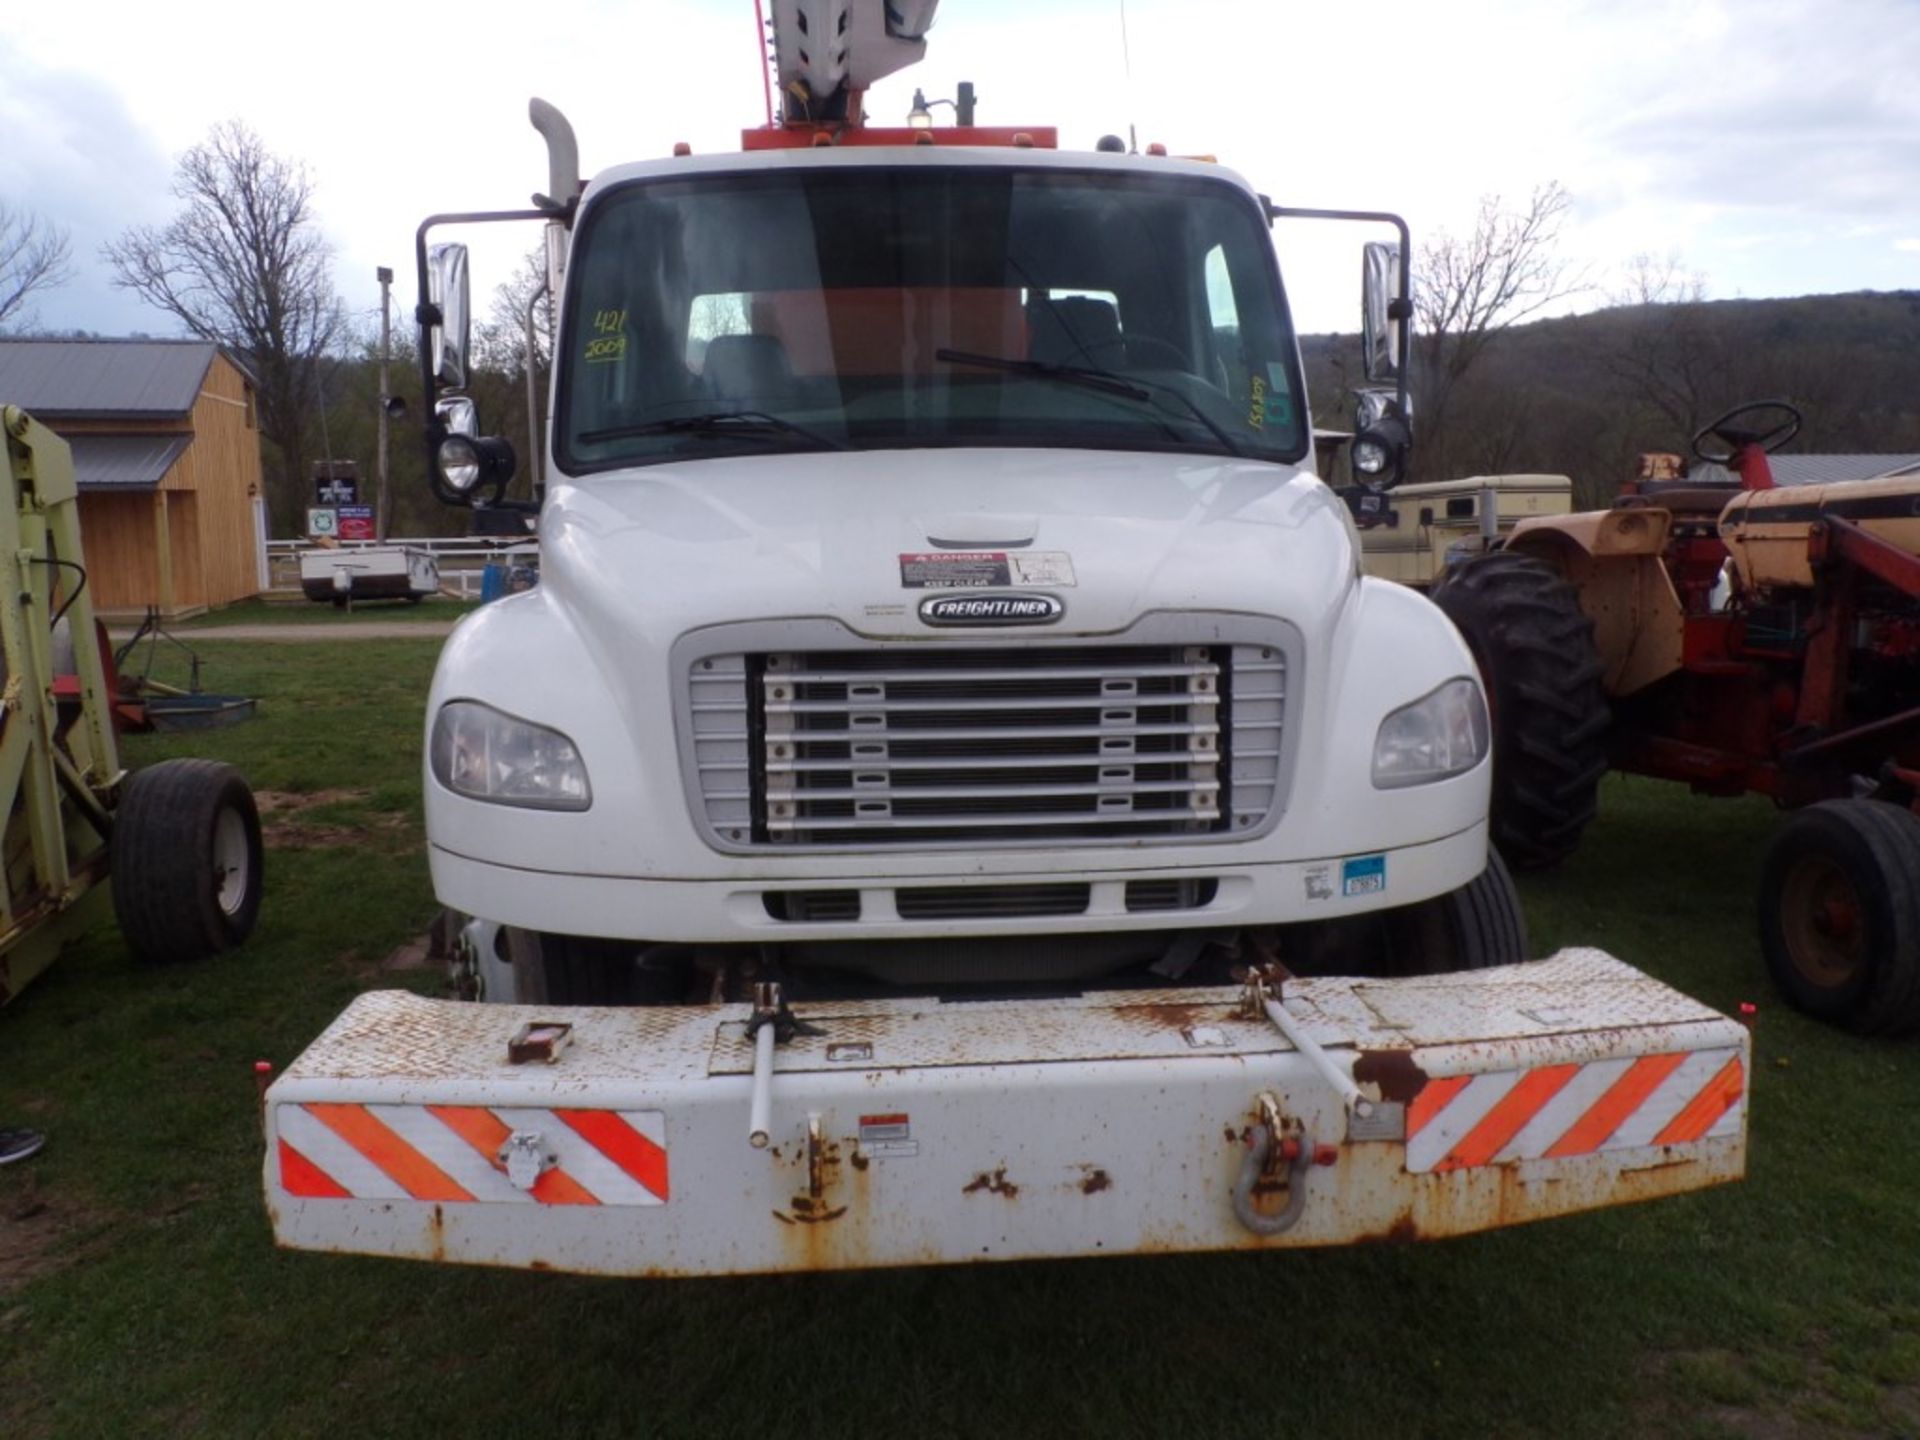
<box><xmin>1302</xmin><ymin>289</ymin><xmax>1920</xmax><ymax>506</ymax></box>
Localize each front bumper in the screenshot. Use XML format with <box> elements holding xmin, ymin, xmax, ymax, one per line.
<box><xmin>428</xmin><ymin>822</ymin><xmax>1489</xmax><ymax>942</ymax></box>
<box><xmin>264</xmin><ymin>950</ymin><xmax>1748</xmax><ymax>1276</ymax></box>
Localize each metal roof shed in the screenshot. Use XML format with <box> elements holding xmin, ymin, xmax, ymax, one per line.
<box><xmin>1689</xmin><ymin>454</ymin><xmax>1920</xmax><ymax>487</ymax></box>
<box><xmin>0</xmin><ymin>339</ymin><xmax>266</xmax><ymax>618</ymax></box>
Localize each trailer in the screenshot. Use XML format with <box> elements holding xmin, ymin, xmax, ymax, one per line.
<box><xmin>299</xmin><ymin>545</ymin><xmax>440</xmax><ymax>605</ymax></box>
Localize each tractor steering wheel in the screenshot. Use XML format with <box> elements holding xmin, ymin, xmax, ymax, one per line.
<box><xmin>1691</xmin><ymin>399</ymin><xmax>1803</xmax><ymax>465</ymax></box>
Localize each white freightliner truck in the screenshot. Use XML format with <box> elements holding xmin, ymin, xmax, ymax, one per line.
<box><xmin>263</xmin><ymin>2</ymin><xmax>1749</xmax><ymax>1275</ymax></box>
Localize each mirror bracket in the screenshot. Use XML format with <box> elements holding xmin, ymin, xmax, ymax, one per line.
<box><xmin>413</xmin><ymin>207</ymin><xmax>552</xmax><ymax>510</ymax></box>
<box><xmin>1267</xmin><ymin>203</ymin><xmax>1413</xmax><ymax>476</ymax></box>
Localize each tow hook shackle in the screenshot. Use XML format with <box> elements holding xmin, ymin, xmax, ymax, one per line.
<box><xmin>1232</xmin><ymin>1091</ymin><xmax>1321</xmax><ymax>1236</ymax></box>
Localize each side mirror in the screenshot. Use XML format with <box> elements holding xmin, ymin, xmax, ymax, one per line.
<box><xmin>427</xmin><ymin>242</ymin><xmax>472</xmax><ymax>390</ymax></box>
<box><xmin>1361</xmin><ymin>241</ymin><xmax>1403</xmax><ymax>383</ymax></box>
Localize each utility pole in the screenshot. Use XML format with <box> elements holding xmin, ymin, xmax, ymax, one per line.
<box><xmin>376</xmin><ymin>265</ymin><xmax>394</xmax><ymax>542</ymax></box>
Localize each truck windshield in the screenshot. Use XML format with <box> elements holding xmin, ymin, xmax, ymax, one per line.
<box><xmin>556</xmin><ymin>166</ymin><xmax>1307</xmax><ymax>473</ymax></box>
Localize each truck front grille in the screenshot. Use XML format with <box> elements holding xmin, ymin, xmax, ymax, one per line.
<box><xmin>689</xmin><ymin>640</ymin><xmax>1286</xmax><ymax>851</ymax></box>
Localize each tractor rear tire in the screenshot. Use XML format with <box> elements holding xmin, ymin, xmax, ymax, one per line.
<box><xmin>1758</xmin><ymin>800</ymin><xmax>1920</xmax><ymax>1036</ymax></box>
<box><xmin>112</xmin><ymin>759</ymin><xmax>263</xmax><ymax>965</ymax></box>
<box><xmin>1432</xmin><ymin>551</ymin><xmax>1609</xmax><ymax>871</ymax></box>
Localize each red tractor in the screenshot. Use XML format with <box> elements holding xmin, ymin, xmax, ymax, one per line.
<box><xmin>1435</xmin><ymin>400</ymin><xmax>1920</xmax><ymax>1035</ymax></box>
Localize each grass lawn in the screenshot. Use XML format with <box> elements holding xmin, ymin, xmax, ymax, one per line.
<box><xmin>1</xmin><ymin>639</ymin><xmax>1916</xmax><ymax>1439</ymax></box>
<box><xmin>166</xmin><ymin>596</ymin><xmax>480</xmax><ymax>628</ymax></box>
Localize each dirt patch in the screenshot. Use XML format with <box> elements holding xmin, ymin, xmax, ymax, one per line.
<box><xmin>381</xmin><ymin>938</ymin><xmax>435</xmax><ymax>972</ymax></box>
<box><xmin>1697</xmin><ymin>1406</ymin><xmax>1824</xmax><ymax>1440</ymax></box>
<box><xmin>268</xmin><ymin>821</ymin><xmax>404</xmax><ymax>849</ymax></box>
<box><xmin>254</xmin><ymin>788</ymin><xmax>368</xmax><ymax>816</ymax></box>
<box><xmin>0</xmin><ymin>1179</ymin><xmax>112</xmax><ymax>1299</ymax></box>
<box><xmin>254</xmin><ymin>790</ymin><xmax>410</xmax><ymax>850</ymax></box>
<box><xmin>1639</xmin><ymin>1344</ymin><xmax>1914</xmax><ymax>1439</ymax></box>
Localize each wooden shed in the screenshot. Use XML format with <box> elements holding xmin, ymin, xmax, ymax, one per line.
<box><xmin>0</xmin><ymin>339</ymin><xmax>267</xmax><ymax>620</ymax></box>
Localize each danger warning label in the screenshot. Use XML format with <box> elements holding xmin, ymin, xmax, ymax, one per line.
<box><xmin>898</xmin><ymin>551</ymin><xmax>1077</xmax><ymax>588</ymax></box>
<box><xmin>858</xmin><ymin>1112</ymin><xmax>918</xmax><ymax>1159</ymax></box>
<box><xmin>899</xmin><ymin>552</ymin><xmax>1011</xmax><ymax>588</ymax></box>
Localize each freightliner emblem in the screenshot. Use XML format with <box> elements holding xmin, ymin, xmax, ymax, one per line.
<box><xmin>919</xmin><ymin>592</ymin><xmax>1065</xmax><ymax>626</ymax></box>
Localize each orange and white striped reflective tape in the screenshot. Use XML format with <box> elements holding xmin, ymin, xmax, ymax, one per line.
<box><xmin>1405</xmin><ymin>1047</ymin><xmax>1744</xmax><ymax>1174</ymax></box>
<box><xmin>276</xmin><ymin>1103</ymin><xmax>669</xmax><ymax>1205</ymax></box>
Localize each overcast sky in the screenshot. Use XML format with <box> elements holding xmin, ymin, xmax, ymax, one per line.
<box><xmin>4</xmin><ymin>0</ymin><xmax>1917</xmax><ymax>342</ymax></box>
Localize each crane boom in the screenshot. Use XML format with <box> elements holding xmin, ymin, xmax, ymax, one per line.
<box><xmin>766</xmin><ymin>0</ymin><xmax>940</xmax><ymax>122</ymax></box>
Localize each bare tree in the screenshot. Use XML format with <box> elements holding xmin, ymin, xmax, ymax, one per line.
<box><xmin>1599</xmin><ymin>251</ymin><xmax>1731</xmax><ymax>443</ymax></box>
<box><xmin>475</xmin><ymin>245</ymin><xmax>555</xmax><ymax>376</ymax></box>
<box><xmin>0</xmin><ymin>203</ymin><xmax>73</xmax><ymax>332</ymax></box>
<box><xmin>469</xmin><ymin>245</ymin><xmax>560</xmax><ymax>501</ymax></box>
<box><xmin>104</xmin><ymin>122</ymin><xmax>345</xmax><ymax>531</ymax></box>
<box><xmin>1413</xmin><ymin>182</ymin><xmax>1585</xmax><ymax>475</ymax></box>
<box><xmin>1614</xmin><ymin>251</ymin><xmax>1706</xmax><ymax>310</ymax></box>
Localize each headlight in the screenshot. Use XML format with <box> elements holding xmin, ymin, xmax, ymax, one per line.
<box><xmin>1372</xmin><ymin>677</ymin><xmax>1489</xmax><ymax>789</ymax></box>
<box><xmin>1352</xmin><ymin>437</ymin><xmax>1391</xmax><ymax>476</ymax></box>
<box><xmin>437</xmin><ymin>435</ymin><xmax>482</xmax><ymax>493</ymax></box>
<box><xmin>430</xmin><ymin>701</ymin><xmax>591</xmax><ymax>810</ymax></box>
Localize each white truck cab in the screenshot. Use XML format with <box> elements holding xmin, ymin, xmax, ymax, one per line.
<box><xmin>427</xmin><ymin>143</ymin><xmax>1504</xmax><ymax>1001</ymax></box>
<box><xmin>262</xmin><ymin>10</ymin><xmax>1747</xmax><ymax>1277</ymax></box>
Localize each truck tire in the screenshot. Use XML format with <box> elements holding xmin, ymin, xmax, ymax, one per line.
<box><xmin>1758</xmin><ymin>800</ymin><xmax>1920</xmax><ymax>1036</ymax></box>
<box><xmin>504</xmin><ymin>930</ymin><xmax>692</xmax><ymax>1005</ymax></box>
<box><xmin>1389</xmin><ymin>848</ymin><xmax>1530</xmax><ymax>974</ymax></box>
<box><xmin>111</xmin><ymin>759</ymin><xmax>263</xmax><ymax>965</ymax></box>
<box><xmin>1432</xmin><ymin>551</ymin><xmax>1608</xmax><ymax>871</ymax></box>
<box><xmin>1282</xmin><ymin>850</ymin><xmax>1528</xmax><ymax>977</ymax></box>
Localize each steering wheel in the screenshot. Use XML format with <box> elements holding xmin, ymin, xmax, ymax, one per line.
<box><xmin>1119</xmin><ymin>335</ymin><xmax>1192</xmax><ymax>372</ymax></box>
<box><xmin>1075</xmin><ymin>334</ymin><xmax>1192</xmax><ymax>373</ymax></box>
<box><xmin>1691</xmin><ymin>399</ymin><xmax>1802</xmax><ymax>465</ymax></box>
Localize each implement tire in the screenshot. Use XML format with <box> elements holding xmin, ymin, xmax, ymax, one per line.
<box><xmin>111</xmin><ymin>759</ymin><xmax>263</xmax><ymax>964</ymax></box>
<box><xmin>1759</xmin><ymin>800</ymin><xmax>1920</xmax><ymax>1036</ymax></box>
<box><xmin>1432</xmin><ymin>551</ymin><xmax>1609</xmax><ymax>871</ymax></box>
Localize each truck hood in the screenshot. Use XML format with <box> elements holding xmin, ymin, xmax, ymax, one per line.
<box><xmin>538</xmin><ymin>447</ymin><xmax>1357</xmax><ymax>653</ymax></box>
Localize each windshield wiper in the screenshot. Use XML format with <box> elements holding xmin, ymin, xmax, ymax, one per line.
<box><xmin>936</xmin><ymin>349</ymin><xmax>1244</xmax><ymax>456</ymax></box>
<box><xmin>937</xmin><ymin>348</ymin><xmax>1150</xmax><ymax>399</ymax></box>
<box><xmin>578</xmin><ymin>411</ymin><xmax>848</xmax><ymax>450</ymax></box>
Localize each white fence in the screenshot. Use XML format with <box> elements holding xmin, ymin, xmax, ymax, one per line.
<box><xmin>266</xmin><ymin>539</ymin><xmax>537</xmax><ymax>599</ymax></box>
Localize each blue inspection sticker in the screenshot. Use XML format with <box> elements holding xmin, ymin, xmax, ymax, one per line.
<box><xmin>1262</xmin><ymin>366</ymin><xmax>1295</xmax><ymax>428</ymax></box>
<box><xmin>1341</xmin><ymin>853</ymin><xmax>1386</xmax><ymax>897</ymax></box>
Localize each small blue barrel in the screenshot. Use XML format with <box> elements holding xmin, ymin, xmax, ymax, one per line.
<box><xmin>480</xmin><ymin>562</ymin><xmax>507</xmax><ymax>602</ymax></box>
